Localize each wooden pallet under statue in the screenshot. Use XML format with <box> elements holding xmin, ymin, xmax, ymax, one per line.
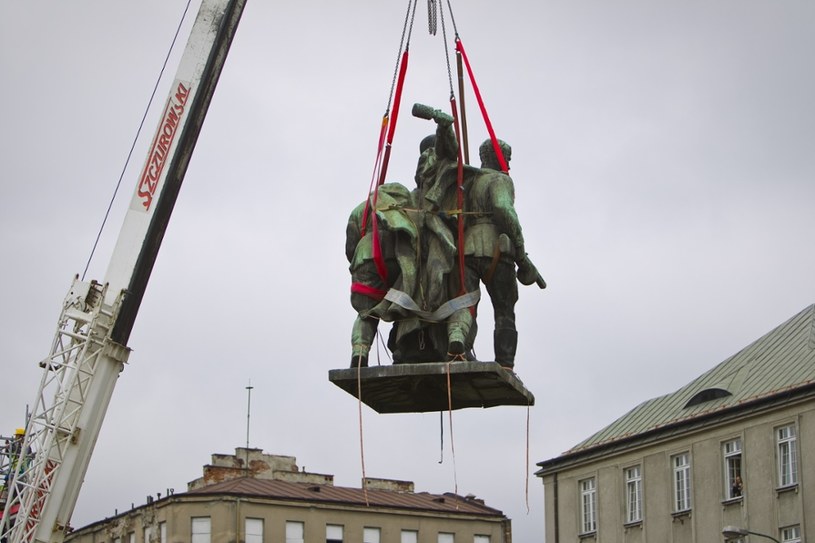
<box><xmin>329</xmin><ymin>361</ymin><xmax>534</xmax><ymax>414</ymax></box>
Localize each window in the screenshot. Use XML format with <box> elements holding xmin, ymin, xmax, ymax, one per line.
<box><xmin>326</xmin><ymin>525</ymin><xmax>343</xmax><ymax>543</ymax></box>
<box><xmin>474</xmin><ymin>537</ymin><xmax>490</xmax><ymax>543</ymax></box>
<box><xmin>286</xmin><ymin>522</ymin><xmax>304</xmax><ymax>543</ymax></box>
<box><xmin>129</xmin><ymin>533</ymin><xmax>136</xmax><ymax>543</ymax></box>
<box><xmin>777</xmin><ymin>425</ymin><xmax>798</xmax><ymax>487</ymax></box>
<box><xmin>625</xmin><ymin>465</ymin><xmax>642</xmax><ymax>523</ymax></box>
<box><xmin>672</xmin><ymin>453</ymin><xmax>691</xmax><ymax>512</ymax></box>
<box><xmin>579</xmin><ymin>477</ymin><xmax>597</xmax><ymax>534</ymax></box>
<box><xmin>159</xmin><ymin>523</ymin><xmax>166</xmax><ymax>543</ymax></box>
<box><xmin>781</xmin><ymin>525</ymin><xmax>801</xmax><ymax>543</ymax></box>
<box><xmin>684</xmin><ymin>387</ymin><xmax>732</xmax><ymax>407</ymax></box>
<box><xmin>191</xmin><ymin>518</ymin><xmax>211</xmax><ymax>543</ymax></box>
<box><xmin>438</xmin><ymin>533</ymin><xmax>454</xmax><ymax>543</ymax></box>
<box><xmin>401</xmin><ymin>530</ymin><xmax>418</xmax><ymax>543</ymax></box>
<box><xmin>723</xmin><ymin>438</ymin><xmax>743</xmax><ymax>499</ymax></box>
<box><xmin>144</xmin><ymin>526</ymin><xmax>153</xmax><ymax>543</ymax></box>
<box><xmin>363</xmin><ymin>528</ymin><xmax>381</xmax><ymax>543</ymax></box>
<box><xmin>246</xmin><ymin>518</ymin><xmax>263</xmax><ymax>543</ymax></box>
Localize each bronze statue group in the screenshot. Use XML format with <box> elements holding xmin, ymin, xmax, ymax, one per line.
<box><xmin>346</xmin><ymin>105</ymin><xmax>544</xmax><ymax>371</ymax></box>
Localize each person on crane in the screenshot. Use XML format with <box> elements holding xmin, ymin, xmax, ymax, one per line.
<box><xmin>462</xmin><ymin>139</ymin><xmax>545</xmax><ymax>369</ymax></box>
<box><xmin>2</xmin><ymin>430</ymin><xmax>30</xmax><ymax>492</ymax></box>
<box><xmin>0</xmin><ymin>434</ymin><xmax>12</xmax><ymax>503</ymax></box>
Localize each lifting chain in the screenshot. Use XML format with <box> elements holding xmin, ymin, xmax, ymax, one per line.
<box><xmin>427</xmin><ymin>0</ymin><xmax>438</xmax><ymax>35</ymax></box>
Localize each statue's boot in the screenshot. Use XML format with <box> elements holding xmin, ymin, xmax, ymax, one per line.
<box><xmin>447</xmin><ymin>331</ymin><xmax>466</xmax><ymax>360</ymax></box>
<box><xmin>351</xmin><ymin>316</ymin><xmax>378</xmax><ymax>368</ymax></box>
<box><xmin>494</xmin><ymin>328</ymin><xmax>518</xmax><ymax>370</ymax></box>
<box><xmin>447</xmin><ymin>310</ymin><xmax>472</xmax><ymax>361</ymax></box>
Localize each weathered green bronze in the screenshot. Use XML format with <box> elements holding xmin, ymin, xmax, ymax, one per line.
<box><xmin>345</xmin><ymin>103</ymin><xmax>544</xmax><ymax>370</ymax></box>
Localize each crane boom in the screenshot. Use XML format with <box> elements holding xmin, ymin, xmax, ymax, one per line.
<box><xmin>0</xmin><ymin>2</ymin><xmax>246</xmax><ymax>542</ymax></box>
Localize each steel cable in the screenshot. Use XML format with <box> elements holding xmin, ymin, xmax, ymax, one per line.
<box><xmin>82</xmin><ymin>0</ymin><xmax>194</xmax><ymax>281</ymax></box>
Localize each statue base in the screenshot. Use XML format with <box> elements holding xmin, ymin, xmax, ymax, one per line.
<box><xmin>328</xmin><ymin>361</ymin><xmax>535</xmax><ymax>414</ymax></box>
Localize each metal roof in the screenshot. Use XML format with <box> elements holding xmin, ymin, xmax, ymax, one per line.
<box><xmin>186</xmin><ymin>477</ymin><xmax>505</xmax><ymax>517</ymax></box>
<box><xmin>541</xmin><ymin>303</ymin><xmax>815</xmax><ymax>466</ymax></box>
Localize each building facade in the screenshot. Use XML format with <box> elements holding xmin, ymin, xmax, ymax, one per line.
<box><xmin>66</xmin><ymin>448</ymin><xmax>511</xmax><ymax>543</ymax></box>
<box><xmin>537</xmin><ymin>304</ymin><xmax>815</xmax><ymax>543</ymax></box>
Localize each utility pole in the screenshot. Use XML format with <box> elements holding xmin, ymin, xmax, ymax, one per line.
<box><xmin>245</xmin><ymin>382</ymin><xmax>253</xmax><ymax>472</ymax></box>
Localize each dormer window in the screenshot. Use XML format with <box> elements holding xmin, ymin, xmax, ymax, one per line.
<box><xmin>684</xmin><ymin>387</ymin><xmax>732</xmax><ymax>408</ymax></box>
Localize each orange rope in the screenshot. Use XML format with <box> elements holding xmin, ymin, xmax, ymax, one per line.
<box><xmin>357</xmin><ymin>362</ymin><xmax>369</xmax><ymax>506</ymax></box>
<box><xmin>446</xmin><ymin>361</ymin><xmax>459</xmax><ymax>506</ymax></box>
<box><xmin>525</xmin><ymin>403</ymin><xmax>531</xmax><ymax>513</ymax></box>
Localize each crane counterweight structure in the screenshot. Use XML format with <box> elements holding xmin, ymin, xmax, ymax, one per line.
<box><xmin>0</xmin><ymin>2</ymin><xmax>247</xmax><ymax>542</ymax></box>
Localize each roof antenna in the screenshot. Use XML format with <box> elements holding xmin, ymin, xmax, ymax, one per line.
<box><xmin>245</xmin><ymin>380</ymin><xmax>253</xmax><ymax>474</ymax></box>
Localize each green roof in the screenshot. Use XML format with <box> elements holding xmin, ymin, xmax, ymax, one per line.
<box><xmin>541</xmin><ymin>303</ymin><xmax>815</xmax><ymax>468</ymax></box>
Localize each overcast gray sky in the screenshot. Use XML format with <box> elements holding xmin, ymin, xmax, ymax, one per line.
<box><xmin>1</xmin><ymin>1</ymin><xmax>813</xmax><ymax>541</ymax></box>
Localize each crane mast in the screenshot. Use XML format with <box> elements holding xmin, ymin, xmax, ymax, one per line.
<box><xmin>0</xmin><ymin>2</ymin><xmax>246</xmax><ymax>542</ymax></box>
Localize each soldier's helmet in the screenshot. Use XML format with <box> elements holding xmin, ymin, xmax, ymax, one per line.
<box><xmin>479</xmin><ymin>138</ymin><xmax>511</xmax><ymax>170</ymax></box>
<box><xmin>420</xmin><ymin>134</ymin><xmax>436</xmax><ymax>154</ymax></box>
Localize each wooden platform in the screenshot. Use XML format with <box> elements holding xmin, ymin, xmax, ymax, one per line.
<box><xmin>328</xmin><ymin>361</ymin><xmax>535</xmax><ymax>414</ymax></box>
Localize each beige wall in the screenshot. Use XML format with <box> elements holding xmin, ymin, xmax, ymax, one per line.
<box><xmin>542</xmin><ymin>399</ymin><xmax>814</xmax><ymax>542</ymax></box>
<box><xmin>68</xmin><ymin>495</ymin><xmax>508</xmax><ymax>543</ymax></box>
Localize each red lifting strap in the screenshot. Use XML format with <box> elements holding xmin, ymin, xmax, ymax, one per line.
<box><xmin>378</xmin><ymin>50</ymin><xmax>410</xmax><ymax>187</ymax></box>
<box><xmin>360</xmin><ymin>115</ymin><xmax>389</xmax><ymax>238</ymax></box>
<box><xmin>366</xmin><ymin>48</ymin><xmax>411</xmax><ymax>287</ymax></box>
<box><xmin>455</xmin><ymin>38</ymin><xmax>509</xmax><ymax>173</ymax></box>
<box><xmin>351</xmin><ymin>282</ymin><xmax>388</xmax><ymax>301</ymax></box>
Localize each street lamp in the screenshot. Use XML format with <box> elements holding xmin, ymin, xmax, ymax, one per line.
<box><xmin>722</xmin><ymin>525</ymin><xmax>780</xmax><ymax>543</ymax></box>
